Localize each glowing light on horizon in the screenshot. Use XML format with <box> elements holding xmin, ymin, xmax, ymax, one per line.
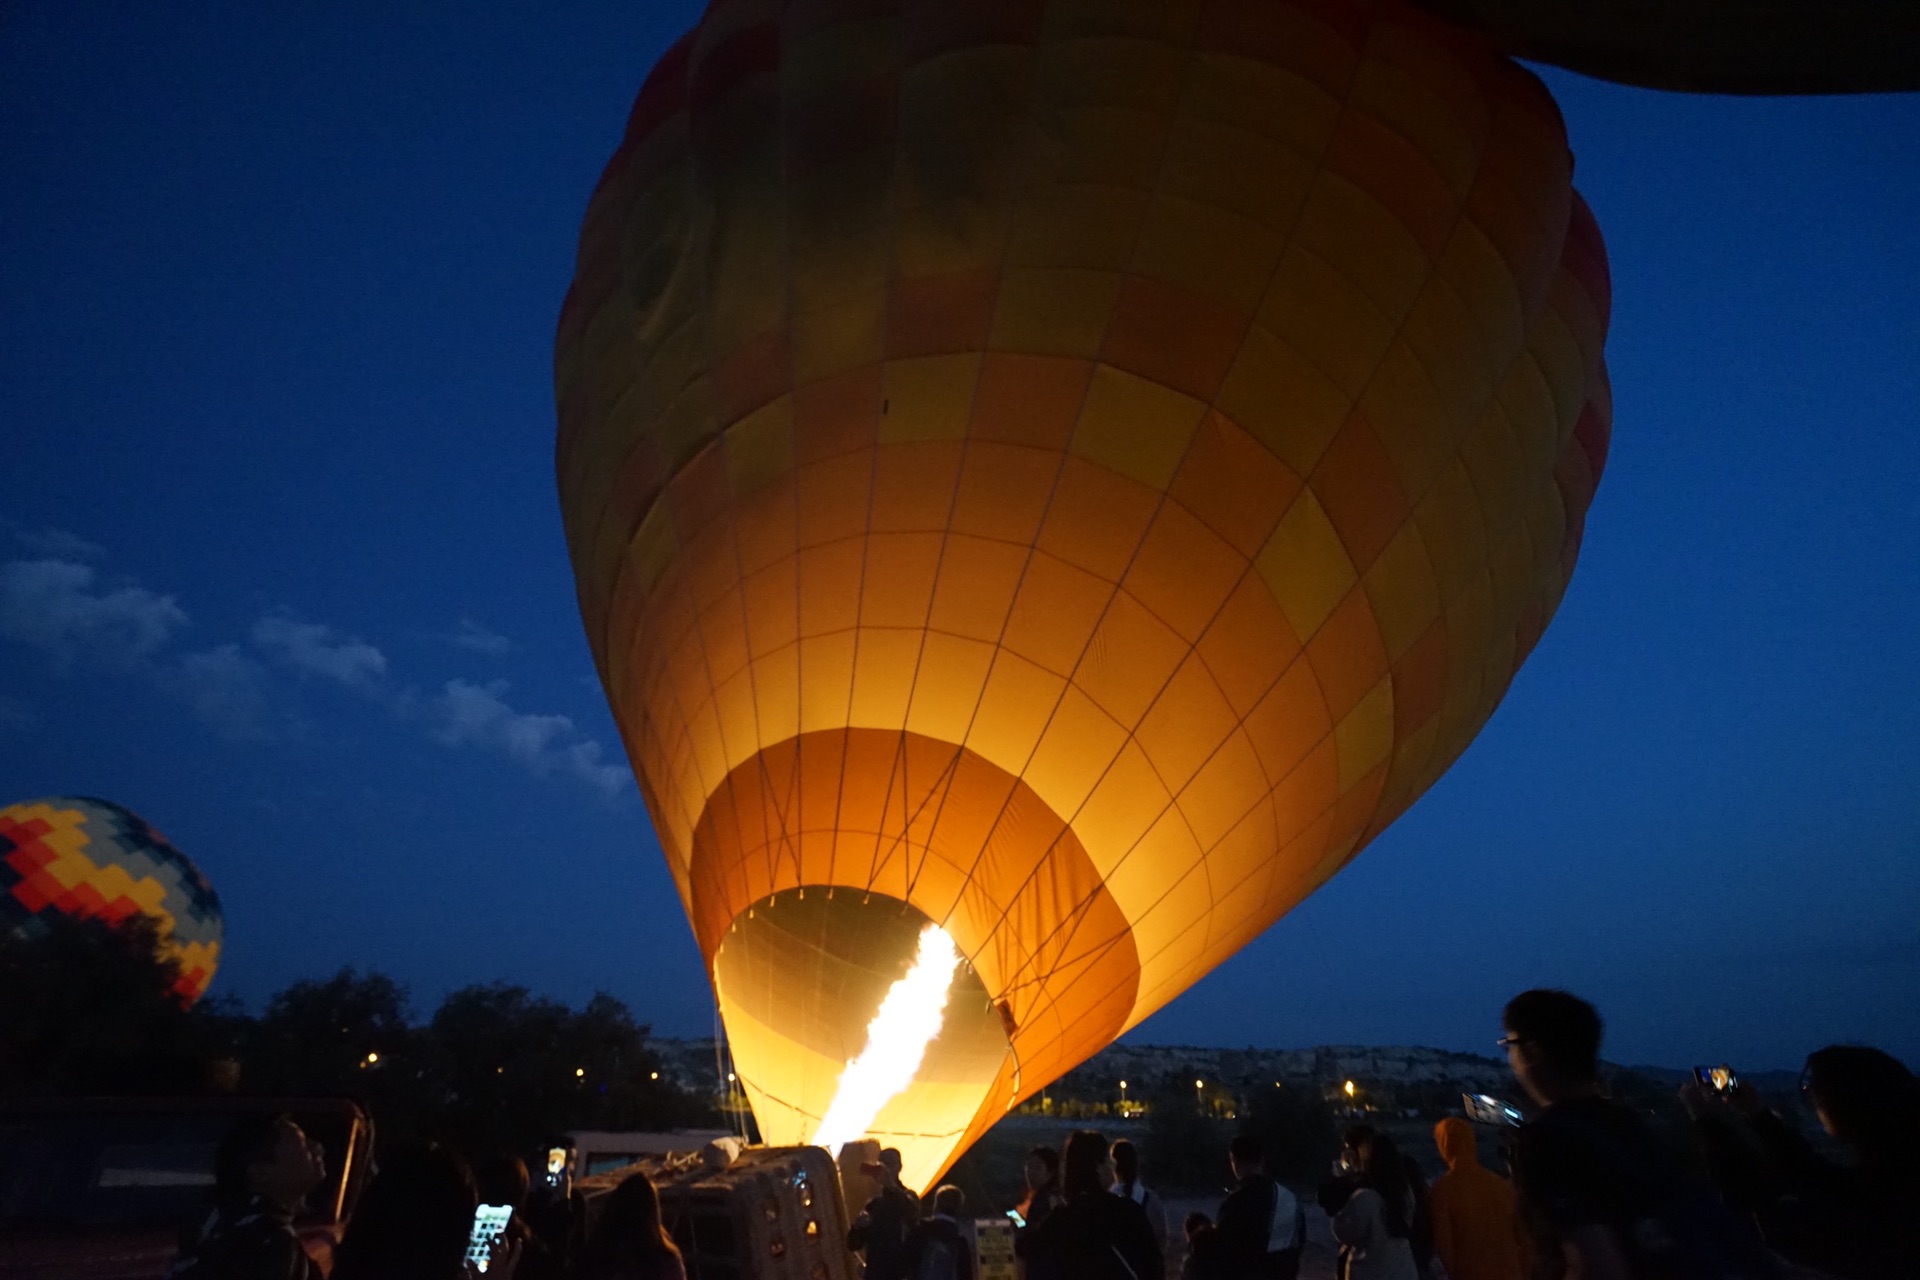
<box><xmin>812</xmin><ymin>923</ymin><xmax>962</xmax><ymax>1153</ymax></box>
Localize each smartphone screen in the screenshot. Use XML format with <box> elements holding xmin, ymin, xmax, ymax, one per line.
<box><xmin>466</xmin><ymin>1204</ymin><xmax>513</xmax><ymax>1273</ymax></box>
<box><xmin>545</xmin><ymin>1146</ymin><xmax>568</xmax><ymax>1184</ymax></box>
<box><xmin>1694</xmin><ymin>1065</ymin><xmax>1737</xmax><ymax>1094</ymax></box>
<box><xmin>1463</xmin><ymin>1093</ymin><xmax>1523</xmax><ymax>1127</ymax></box>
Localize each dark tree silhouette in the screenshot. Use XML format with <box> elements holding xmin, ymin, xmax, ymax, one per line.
<box><xmin>0</xmin><ymin>914</ymin><xmax>227</xmax><ymax>1096</ymax></box>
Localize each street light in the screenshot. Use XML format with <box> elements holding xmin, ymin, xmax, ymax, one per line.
<box><xmin>1344</xmin><ymin>1080</ymin><xmax>1357</xmax><ymax>1098</ymax></box>
<box><xmin>650</xmin><ymin>1071</ymin><xmax>660</xmax><ymax>1081</ymax></box>
<box><xmin>575</xmin><ymin>1067</ymin><xmax>586</xmax><ymax>1079</ymax></box>
<box><xmin>1118</xmin><ymin>1080</ymin><xmax>1128</xmax><ymax>1116</ymax></box>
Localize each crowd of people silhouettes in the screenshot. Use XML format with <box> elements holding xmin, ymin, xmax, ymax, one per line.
<box><xmin>169</xmin><ymin>987</ymin><xmax>1916</xmax><ymax>1280</ymax></box>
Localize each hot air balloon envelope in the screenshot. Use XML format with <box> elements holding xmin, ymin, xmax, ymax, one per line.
<box><xmin>0</xmin><ymin>796</ymin><xmax>223</xmax><ymax>1003</ymax></box>
<box><xmin>558</xmin><ymin>0</ymin><xmax>1612</xmax><ymax>1188</ymax></box>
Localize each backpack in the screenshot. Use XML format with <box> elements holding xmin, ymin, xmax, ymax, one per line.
<box><xmin>911</xmin><ymin>1231</ymin><xmax>960</xmax><ymax>1280</ymax></box>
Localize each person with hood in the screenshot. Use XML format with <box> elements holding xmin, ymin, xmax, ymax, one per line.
<box><xmin>1428</xmin><ymin>1118</ymin><xmax>1523</xmax><ymax>1280</ymax></box>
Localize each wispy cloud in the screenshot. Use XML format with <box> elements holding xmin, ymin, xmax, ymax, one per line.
<box><xmin>0</xmin><ymin>552</ymin><xmax>624</xmax><ymax>798</ymax></box>
<box><xmin>449</xmin><ymin>618</ymin><xmax>511</xmax><ymax>656</ymax></box>
<box><xmin>12</xmin><ymin>528</ymin><xmax>106</xmax><ymax>562</ymax></box>
<box><xmin>252</xmin><ymin>615</ymin><xmax>388</xmax><ymax>688</ymax></box>
<box><xmin>0</xmin><ymin>558</ymin><xmax>188</xmax><ymax>670</ymax></box>
<box><xmin>428</xmin><ymin>679</ymin><xmax>629</xmax><ymax>798</ymax></box>
<box><xmin>165</xmin><ymin>645</ymin><xmax>279</xmax><ymax>741</ymax></box>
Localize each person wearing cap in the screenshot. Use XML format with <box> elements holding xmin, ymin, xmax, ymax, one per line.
<box><xmin>847</xmin><ymin>1148</ymin><xmax>921</xmax><ymax>1280</ymax></box>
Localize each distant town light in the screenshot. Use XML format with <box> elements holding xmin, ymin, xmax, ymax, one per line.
<box><xmin>650</xmin><ymin>1071</ymin><xmax>660</xmax><ymax>1081</ymax></box>
<box><xmin>575</xmin><ymin>1067</ymin><xmax>585</xmax><ymax>1078</ymax></box>
<box><xmin>366</xmin><ymin>1051</ymin><xmax>379</xmax><ymax>1065</ymax></box>
<box><xmin>1344</xmin><ymin>1080</ymin><xmax>1357</xmax><ymax>1097</ymax></box>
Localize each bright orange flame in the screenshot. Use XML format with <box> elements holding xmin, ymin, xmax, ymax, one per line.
<box><xmin>812</xmin><ymin>924</ymin><xmax>962</xmax><ymax>1152</ymax></box>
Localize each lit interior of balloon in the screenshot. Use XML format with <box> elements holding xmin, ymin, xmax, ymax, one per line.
<box><xmin>713</xmin><ymin>889</ymin><xmax>1011</xmax><ymax>1191</ymax></box>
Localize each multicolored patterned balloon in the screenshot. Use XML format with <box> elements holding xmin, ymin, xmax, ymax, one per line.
<box><xmin>0</xmin><ymin>796</ymin><xmax>223</xmax><ymax>1002</ymax></box>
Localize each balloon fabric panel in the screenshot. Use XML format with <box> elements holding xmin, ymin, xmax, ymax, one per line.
<box><xmin>557</xmin><ymin>0</ymin><xmax>1611</xmax><ymax>1190</ymax></box>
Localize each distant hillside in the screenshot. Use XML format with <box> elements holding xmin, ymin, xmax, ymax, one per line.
<box><xmin>648</xmin><ymin>1035</ymin><xmax>1764</xmax><ymax>1114</ymax></box>
<box><xmin>653</xmin><ymin>1037</ymin><xmax>1522</xmax><ymax>1104</ymax></box>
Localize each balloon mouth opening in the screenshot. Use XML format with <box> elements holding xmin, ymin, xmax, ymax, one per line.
<box><xmin>712</xmin><ymin>888</ymin><xmax>1012</xmax><ymax>1190</ymax></box>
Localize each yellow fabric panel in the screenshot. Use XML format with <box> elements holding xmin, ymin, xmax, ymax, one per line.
<box><xmin>1261</xmin><ymin>246</ymin><xmax>1400</xmax><ymax>403</ymax></box>
<box><xmin>1133</xmin><ymin>195</ymin><xmax>1286</xmax><ymax>312</ymax></box>
<box><xmin>1070</xmin><ymin>366</ymin><xmax>1207</xmax><ymax>491</ymax></box>
<box><xmin>559</xmin><ymin>0</ymin><xmax>1615</xmax><ymax>1188</ymax></box>
<box><xmin>791</xmin><ymin>293</ymin><xmax>888</xmax><ymax>382</ymax></box>
<box><xmin>1257</xmin><ymin>490</ymin><xmax>1359</xmax><ymax>639</ymax></box>
<box><xmin>1157</xmin><ymin>112</ymin><xmax>1321</xmax><ymax>234</ymax></box>
<box><xmin>1217</xmin><ymin>323</ymin><xmax>1353</xmax><ymax>475</ymax></box>
<box><xmin>989</xmin><ymin>266</ymin><xmax>1122</xmax><ymax>356</ymax></box>
<box><xmin>724</xmin><ymin>397</ymin><xmax>795</xmax><ymax>497</ymax></box>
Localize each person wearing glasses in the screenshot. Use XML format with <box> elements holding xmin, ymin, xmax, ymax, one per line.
<box><xmin>1681</xmin><ymin>1044</ymin><xmax>1920</xmax><ymax>1278</ymax></box>
<box><xmin>1498</xmin><ymin>989</ymin><xmax>1780</xmax><ymax>1280</ymax></box>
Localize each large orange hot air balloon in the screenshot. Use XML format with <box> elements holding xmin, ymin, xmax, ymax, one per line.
<box><xmin>557</xmin><ymin>0</ymin><xmax>1611</xmax><ymax>1188</ymax></box>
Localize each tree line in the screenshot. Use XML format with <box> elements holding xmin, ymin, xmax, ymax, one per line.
<box><xmin>0</xmin><ymin>915</ymin><xmax>714</xmax><ymax>1156</ymax></box>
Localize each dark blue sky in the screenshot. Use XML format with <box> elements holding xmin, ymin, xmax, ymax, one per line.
<box><xmin>3</xmin><ymin>3</ymin><xmax>1916</xmax><ymax>1071</ymax></box>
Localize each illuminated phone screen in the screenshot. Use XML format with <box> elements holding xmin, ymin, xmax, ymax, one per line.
<box><xmin>546</xmin><ymin>1147</ymin><xmax>568</xmax><ymax>1177</ymax></box>
<box><xmin>466</xmin><ymin>1204</ymin><xmax>513</xmax><ymax>1273</ymax></box>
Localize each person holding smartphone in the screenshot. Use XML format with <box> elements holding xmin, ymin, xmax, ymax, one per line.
<box><xmin>1682</xmin><ymin>1044</ymin><xmax>1920</xmax><ymax>1278</ymax></box>
<box><xmin>331</xmin><ymin>1147</ymin><xmax>520</xmax><ymax>1280</ymax></box>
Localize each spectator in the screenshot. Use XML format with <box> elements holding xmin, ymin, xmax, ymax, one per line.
<box><xmin>1110</xmin><ymin>1138</ymin><xmax>1170</xmax><ymax>1262</ymax></box>
<box><xmin>1328</xmin><ymin>1133</ymin><xmax>1418</xmax><ymax>1280</ymax></box>
<box><xmin>1018</xmin><ymin>1130</ymin><xmax>1161</xmax><ymax>1280</ymax></box>
<box><xmin>1182</xmin><ymin>1212</ymin><xmax>1218</xmax><ymax>1280</ymax></box>
<box><xmin>168</xmin><ymin>1112</ymin><xmax>327</xmax><ymax>1280</ymax></box>
<box><xmin>1019</xmin><ymin>1146</ymin><xmax>1063</xmax><ymax>1234</ymax></box>
<box><xmin>579</xmin><ymin>1170</ymin><xmax>686</xmax><ymax>1280</ymax></box>
<box><xmin>1400</xmin><ymin>1149</ymin><xmax>1435</xmax><ymax>1278</ymax></box>
<box><xmin>1215</xmin><ymin>1133</ymin><xmax>1304</xmax><ymax>1280</ymax></box>
<box><xmin>1501</xmin><ymin>988</ymin><xmax>1779</xmax><ymax>1280</ymax></box>
<box><xmin>847</xmin><ymin>1147</ymin><xmax>921</xmax><ymax>1280</ymax></box>
<box><xmin>1685</xmin><ymin>1044</ymin><xmax>1920</xmax><ymax>1277</ymax></box>
<box><xmin>332</xmin><ymin>1146</ymin><xmax>515</xmax><ymax>1280</ymax></box>
<box><xmin>906</xmin><ymin>1184</ymin><xmax>973</xmax><ymax>1280</ymax></box>
<box><xmin>474</xmin><ymin>1153</ymin><xmax>557</xmax><ymax>1280</ymax></box>
<box><xmin>1429</xmin><ymin>1117</ymin><xmax>1523</xmax><ymax>1280</ymax></box>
